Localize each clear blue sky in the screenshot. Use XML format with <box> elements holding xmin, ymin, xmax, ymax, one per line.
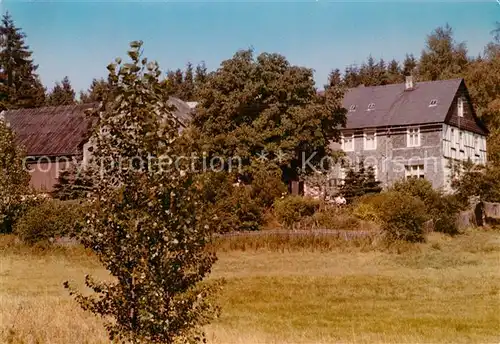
<box><xmin>2</xmin><ymin>1</ymin><xmax>499</xmax><ymax>94</ymax></box>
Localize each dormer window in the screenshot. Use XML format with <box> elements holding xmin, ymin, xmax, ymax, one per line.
<box><xmin>458</xmin><ymin>98</ymin><xmax>464</xmax><ymax>117</ymax></box>
<box><xmin>348</xmin><ymin>105</ymin><xmax>357</xmax><ymax>112</ymax></box>
<box><xmin>367</xmin><ymin>103</ymin><xmax>375</xmax><ymax>111</ymax></box>
<box><xmin>429</xmin><ymin>99</ymin><xmax>438</xmax><ymax>107</ymax></box>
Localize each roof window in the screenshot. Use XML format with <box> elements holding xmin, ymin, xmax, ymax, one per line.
<box><xmin>367</xmin><ymin>103</ymin><xmax>375</xmax><ymax>111</ymax></box>
<box><xmin>429</xmin><ymin>99</ymin><xmax>438</xmax><ymax>107</ymax></box>
<box><xmin>348</xmin><ymin>105</ymin><xmax>357</xmax><ymax>112</ymax></box>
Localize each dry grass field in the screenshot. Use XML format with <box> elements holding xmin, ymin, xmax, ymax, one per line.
<box><xmin>1</xmin><ymin>229</ymin><xmax>499</xmax><ymax>344</ymax></box>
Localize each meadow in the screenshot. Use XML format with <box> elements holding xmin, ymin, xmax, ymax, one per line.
<box><xmin>1</xmin><ymin>229</ymin><xmax>499</xmax><ymax>344</ymax></box>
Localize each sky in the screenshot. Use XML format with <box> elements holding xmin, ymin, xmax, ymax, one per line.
<box><xmin>2</xmin><ymin>1</ymin><xmax>499</xmax><ymax>94</ymax></box>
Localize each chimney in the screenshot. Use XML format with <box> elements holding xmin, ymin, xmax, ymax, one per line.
<box><xmin>405</xmin><ymin>76</ymin><xmax>414</xmax><ymax>90</ymax></box>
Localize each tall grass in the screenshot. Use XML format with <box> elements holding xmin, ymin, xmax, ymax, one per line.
<box><xmin>1</xmin><ymin>229</ymin><xmax>499</xmax><ymax>344</ymax></box>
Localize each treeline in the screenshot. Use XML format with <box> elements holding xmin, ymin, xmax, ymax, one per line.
<box><xmin>1</xmin><ymin>11</ymin><xmax>499</xmax><ymax>164</ymax></box>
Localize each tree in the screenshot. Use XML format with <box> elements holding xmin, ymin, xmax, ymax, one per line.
<box><xmin>402</xmin><ymin>54</ymin><xmax>417</xmax><ymax>77</ymax></box>
<box><xmin>179</xmin><ymin>62</ymin><xmax>195</xmax><ymax>101</ymax></box>
<box><xmin>79</xmin><ymin>78</ymin><xmax>110</xmax><ymax>103</ymax></box>
<box><xmin>340</xmin><ymin>161</ymin><xmax>382</xmax><ymax>203</ymax></box>
<box><xmin>387</xmin><ymin>59</ymin><xmax>404</xmax><ymax>84</ymax></box>
<box><xmin>192</xmin><ymin>49</ymin><xmax>347</xmax><ymax>184</ymax></box>
<box><xmin>0</xmin><ymin>12</ymin><xmax>45</xmax><ymax>109</ymax></box>
<box><xmin>418</xmin><ymin>24</ymin><xmax>468</xmax><ymax>81</ymax></box>
<box><xmin>326</xmin><ymin>68</ymin><xmax>342</xmax><ymax>89</ymax></box>
<box><xmin>450</xmin><ymin>160</ymin><xmax>500</xmax><ymax>204</ymax></box>
<box><xmin>194</xmin><ymin>62</ymin><xmax>208</xmax><ymax>96</ymax></box>
<box><xmin>64</xmin><ymin>41</ymin><xmax>219</xmax><ymax>343</ymax></box>
<box><xmin>51</xmin><ymin>163</ymin><xmax>93</xmax><ymax>200</ymax></box>
<box><xmin>0</xmin><ymin>118</ymin><xmax>30</xmax><ymax>233</ymax></box>
<box><xmin>47</xmin><ymin>76</ymin><xmax>76</xmax><ymax>106</ymax></box>
<box><xmin>343</xmin><ymin>65</ymin><xmax>362</xmax><ymax>88</ymax></box>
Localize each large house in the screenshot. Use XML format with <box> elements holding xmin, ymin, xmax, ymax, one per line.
<box><xmin>333</xmin><ymin>77</ymin><xmax>488</xmax><ymax>191</ymax></box>
<box><xmin>0</xmin><ymin>98</ymin><xmax>194</xmax><ymax>191</ymax></box>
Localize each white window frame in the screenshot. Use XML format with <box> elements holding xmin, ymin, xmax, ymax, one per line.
<box><xmin>405</xmin><ymin>165</ymin><xmax>425</xmax><ymax>179</ymax></box>
<box><xmin>458</xmin><ymin>97</ymin><xmax>464</xmax><ymax>117</ymax></box>
<box><xmin>407</xmin><ymin>127</ymin><xmax>421</xmax><ymax>147</ymax></box>
<box><xmin>367</xmin><ymin>103</ymin><xmax>375</xmax><ymax>111</ymax></box>
<box><xmin>348</xmin><ymin>104</ymin><xmax>357</xmax><ymax>112</ymax></box>
<box><xmin>363</xmin><ymin>131</ymin><xmax>377</xmax><ymax>150</ymax></box>
<box><xmin>341</xmin><ymin>133</ymin><xmax>354</xmax><ymax>152</ymax></box>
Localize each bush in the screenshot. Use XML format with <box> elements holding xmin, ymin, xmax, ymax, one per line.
<box><xmin>250</xmin><ymin>165</ymin><xmax>287</xmax><ymax>208</ymax></box>
<box><xmin>352</xmin><ymin>194</ymin><xmax>386</xmax><ymax>223</ymax></box>
<box><xmin>198</xmin><ymin>172</ymin><xmax>264</xmax><ymax>232</ymax></box>
<box><xmin>14</xmin><ymin>199</ymin><xmax>86</xmax><ymax>244</ymax></box>
<box><xmin>390</xmin><ymin>178</ymin><xmax>461</xmax><ymax>235</ymax></box>
<box><xmin>432</xmin><ymin>194</ymin><xmax>462</xmax><ymax>235</ymax></box>
<box><xmin>375</xmin><ymin>191</ymin><xmax>427</xmax><ymax>243</ymax></box>
<box><xmin>312</xmin><ymin>207</ymin><xmax>362</xmax><ymax>230</ymax></box>
<box><xmin>274</xmin><ymin>196</ymin><xmax>321</xmax><ymax>229</ymax></box>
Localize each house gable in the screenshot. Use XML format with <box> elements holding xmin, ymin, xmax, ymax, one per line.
<box><xmin>444</xmin><ymin>80</ymin><xmax>488</xmax><ymax>136</ymax></box>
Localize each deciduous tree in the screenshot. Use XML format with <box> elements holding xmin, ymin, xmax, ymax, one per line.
<box><xmin>192</xmin><ymin>49</ymin><xmax>347</xmax><ymax>183</ymax></box>
<box><xmin>418</xmin><ymin>24</ymin><xmax>468</xmax><ymax>81</ymax></box>
<box><xmin>64</xmin><ymin>41</ymin><xmax>219</xmax><ymax>344</ymax></box>
<box><xmin>0</xmin><ymin>118</ymin><xmax>30</xmax><ymax>232</ymax></box>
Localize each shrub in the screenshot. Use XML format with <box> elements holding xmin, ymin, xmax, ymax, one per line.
<box><xmin>432</xmin><ymin>194</ymin><xmax>462</xmax><ymax>235</ymax></box>
<box><xmin>14</xmin><ymin>199</ymin><xmax>85</xmax><ymax>244</ymax></box>
<box><xmin>312</xmin><ymin>207</ymin><xmax>362</xmax><ymax>230</ymax></box>
<box><xmin>375</xmin><ymin>191</ymin><xmax>427</xmax><ymax>242</ymax></box>
<box><xmin>274</xmin><ymin>196</ymin><xmax>321</xmax><ymax>229</ymax></box>
<box><xmin>352</xmin><ymin>194</ymin><xmax>386</xmax><ymax>223</ymax></box>
<box><xmin>390</xmin><ymin>178</ymin><xmax>461</xmax><ymax>235</ymax></box>
<box><xmin>216</xmin><ymin>185</ymin><xmax>264</xmax><ymax>232</ymax></box>
<box><xmin>250</xmin><ymin>164</ymin><xmax>287</xmax><ymax>208</ymax></box>
<box><xmin>199</xmin><ymin>172</ymin><xmax>264</xmax><ymax>232</ymax></box>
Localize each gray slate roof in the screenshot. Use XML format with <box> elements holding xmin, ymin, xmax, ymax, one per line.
<box><xmin>341</xmin><ymin>78</ymin><xmax>462</xmax><ymax>129</ymax></box>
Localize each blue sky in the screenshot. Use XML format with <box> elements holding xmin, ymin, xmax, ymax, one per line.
<box><xmin>3</xmin><ymin>1</ymin><xmax>499</xmax><ymax>94</ymax></box>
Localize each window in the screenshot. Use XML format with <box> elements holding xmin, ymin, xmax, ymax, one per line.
<box><xmin>348</xmin><ymin>104</ymin><xmax>357</xmax><ymax>112</ymax></box>
<box><xmin>429</xmin><ymin>99</ymin><xmax>438</xmax><ymax>107</ymax></box>
<box><xmin>364</xmin><ymin>131</ymin><xmax>376</xmax><ymax>150</ymax></box>
<box><xmin>407</xmin><ymin>127</ymin><xmax>420</xmax><ymax>147</ymax></box>
<box><xmin>367</xmin><ymin>103</ymin><xmax>375</xmax><ymax>111</ymax></box>
<box><xmin>405</xmin><ymin>165</ymin><xmax>425</xmax><ymax>179</ymax></box>
<box><xmin>341</xmin><ymin>134</ymin><xmax>354</xmax><ymax>152</ymax></box>
<box><xmin>458</xmin><ymin>98</ymin><xmax>464</xmax><ymax>117</ymax></box>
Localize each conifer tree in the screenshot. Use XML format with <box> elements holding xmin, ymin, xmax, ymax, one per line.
<box><xmin>340</xmin><ymin>161</ymin><xmax>382</xmax><ymax>203</ymax></box>
<box><xmin>180</xmin><ymin>62</ymin><xmax>195</xmax><ymax>101</ymax></box>
<box><xmin>79</xmin><ymin>78</ymin><xmax>110</xmax><ymax>103</ymax></box>
<box><xmin>0</xmin><ymin>12</ymin><xmax>45</xmax><ymax>109</ymax></box>
<box><xmin>402</xmin><ymin>54</ymin><xmax>417</xmax><ymax>77</ymax></box>
<box><xmin>47</xmin><ymin>76</ymin><xmax>76</xmax><ymax>106</ymax></box>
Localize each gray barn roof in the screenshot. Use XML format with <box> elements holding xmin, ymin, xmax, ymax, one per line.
<box><xmin>341</xmin><ymin>78</ymin><xmax>462</xmax><ymax>129</ymax></box>
<box><xmin>2</xmin><ymin>97</ymin><xmax>194</xmax><ymax>157</ymax></box>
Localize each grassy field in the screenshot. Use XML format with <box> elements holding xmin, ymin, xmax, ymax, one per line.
<box><xmin>1</xmin><ymin>229</ymin><xmax>499</xmax><ymax>344</ymax></box>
